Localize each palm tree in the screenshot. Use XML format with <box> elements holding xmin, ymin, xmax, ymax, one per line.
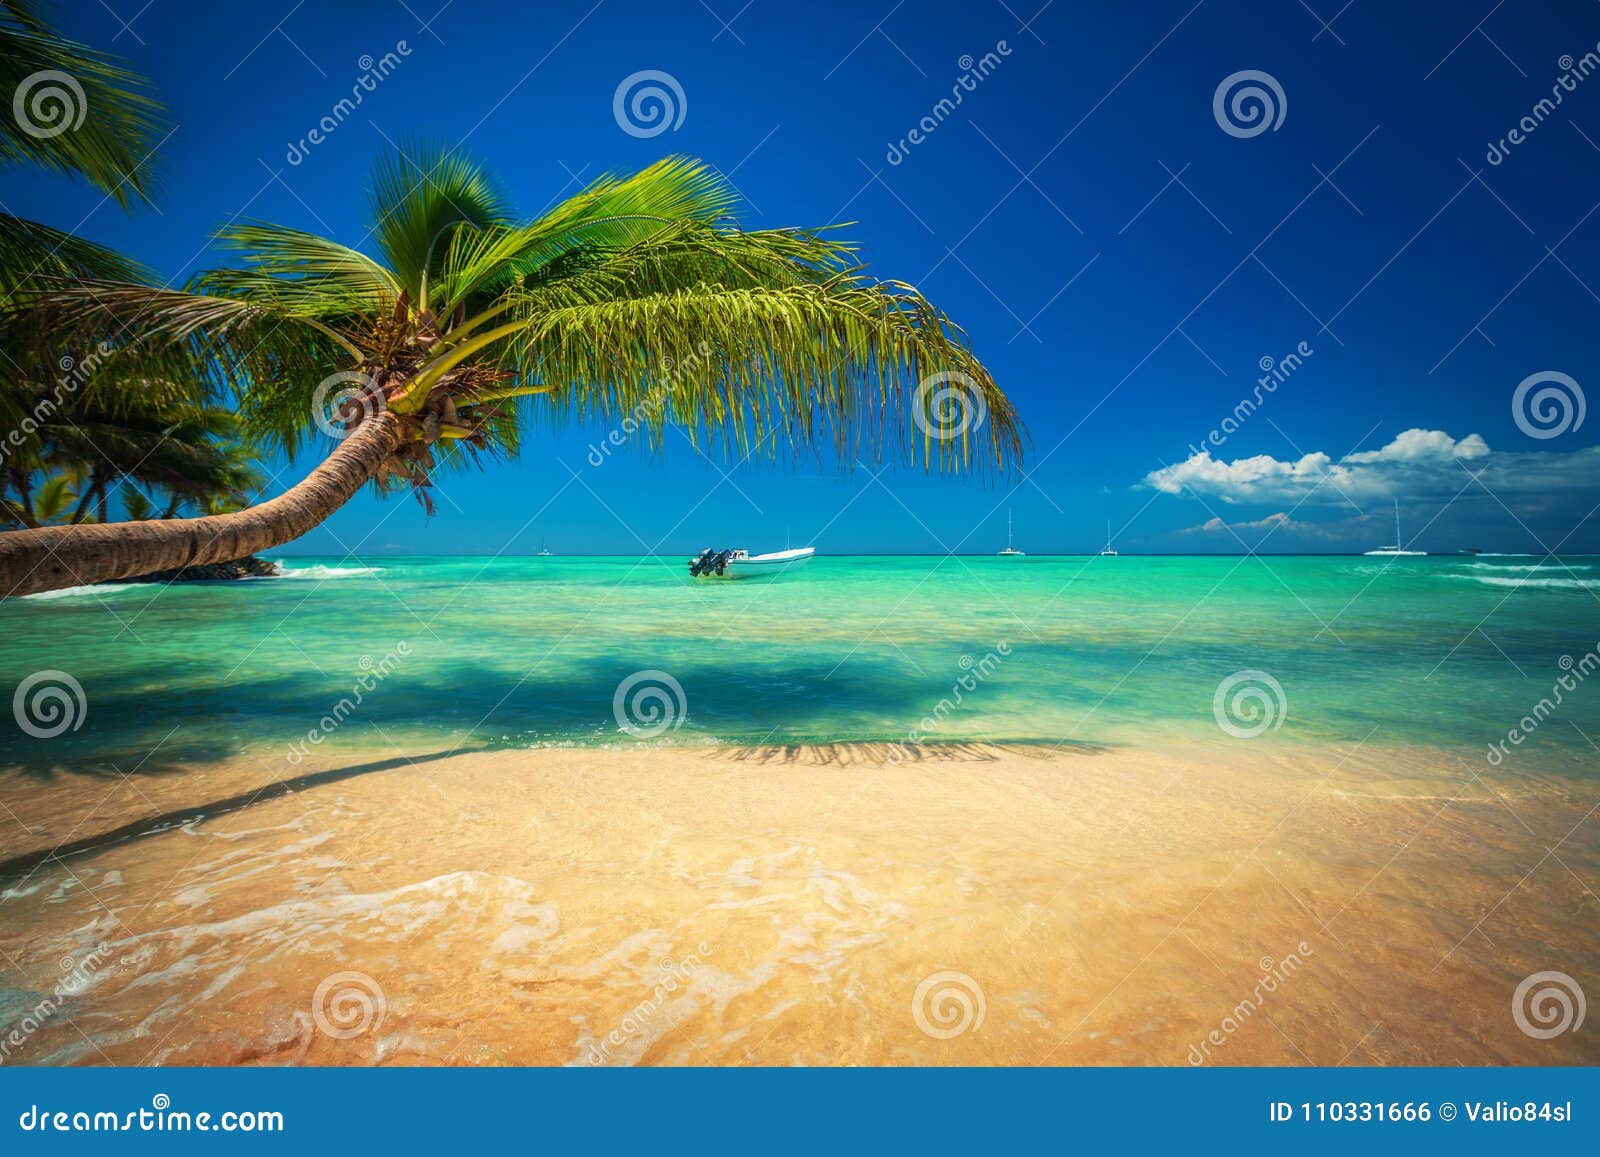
<box><xmin>0</xmin><ymin>0</ymin><xmax>166</xmax><ymax>305</ymax></box>
<box><xmin>2</xmin><ymin>396</ymin><xmax>262</xmax><ymax>528</ymax></box>
<box><xmin>1</xmin><ymin>143</ymin><xmax>1022</xmax><ymax>597</ymax></box>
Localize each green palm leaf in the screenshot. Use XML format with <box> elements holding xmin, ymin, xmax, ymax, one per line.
<box><xmin>0</xmin><ymin>0</ymin><xmax>167</xmax><ymax>206</ymax></box>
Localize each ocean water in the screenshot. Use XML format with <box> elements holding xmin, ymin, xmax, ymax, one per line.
<box><xmin>3</xmin><ymin>554</ymin><xmax>1599</xmax><ymax>772</ymax></box>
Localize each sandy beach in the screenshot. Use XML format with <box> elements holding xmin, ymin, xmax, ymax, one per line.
<box><xmin>2</xmin><ymin>740</ymin><xmax>1594</xmax><ymax>1067</ymax></box>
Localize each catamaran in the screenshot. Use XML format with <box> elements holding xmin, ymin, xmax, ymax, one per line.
<box><xmin>687</xmin><ymin>545</ymin><xmax>815</xmax><ymax>579</ymax></box>
<box><xmin>998</xmin><ymin>508</ymin><xmax>1025</xmax><ymax>556</ymax></box>
<box><xmin>1364</xmin><ymin>500</ymin><xmax>1426</xmax><ymax>557</ymax></box>
<box><xmin>1099</xmin><ymin>521</ymin><xmax>1118</xmax><ymax>556</ymax></box>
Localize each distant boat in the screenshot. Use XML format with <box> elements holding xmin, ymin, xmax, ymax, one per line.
<box><xmin>998</xmin><ymin>508</ymin><xmax>1025</xmax><ymax>556</ymax></box>
<box><xmin>1458</xmin><ymin>547</ymin><xmax>1483</xmax><ymax>555</ymax></box>
<box><xmin>537</xmin><ymin>539</ymin><xmax>553</xmax><ymax>557</ymax></box>
<box><xmin>1099</xmin><ymin>520</ymin><xmax>1118</xmax><ymax>557</ymax></box>
<box><xmin>1364</xmin><ymin>500</ymin><xmax>1426</xmax><ymax>557</ymax></box>
<box><xmin>688</xmin><ymin>546</ymin><xmax>814</xmax><ymax>579</ymax></box>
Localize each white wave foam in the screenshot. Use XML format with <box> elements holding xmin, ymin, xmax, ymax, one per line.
<box><xmin>1460</xmin><ymin>562</ymin><xmax>1587</xmax><ymax>572</ymax></box>
<box><xmin>1450</xmin><ymin>575</ymin><xmax>1600</xmax><ymax>590</ymax></box>
<box><xmin>22</xmin><ymin>583</ymin><xmax>143</xmax><ymax>601</ymax></box>
<box><xmin>274</xmin><ymin>564</ymin><xmax>385</xmax><ymax>580</ymax></box>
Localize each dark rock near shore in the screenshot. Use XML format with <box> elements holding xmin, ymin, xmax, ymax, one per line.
<box><xmin>109</xmin><ymin>556</ymin><xmax>282</xmax><ymax>584</ymax></box>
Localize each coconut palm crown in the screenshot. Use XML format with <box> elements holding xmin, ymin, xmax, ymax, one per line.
<box><xmin>1</xmin><ymin>143</ymin><xmax>1022</xmax><ymax>596</ymax></box>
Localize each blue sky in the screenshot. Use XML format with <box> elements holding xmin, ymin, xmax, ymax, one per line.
<box><xmin>8</xmin><ymin>0</ymin><xmax>1600</xmax><ymax>553</ymax></box>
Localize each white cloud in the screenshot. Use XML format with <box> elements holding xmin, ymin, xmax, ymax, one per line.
<box><xmin>1181</xmin><ymin>511</ymin><xmax>1311</xmax><ymax>535</ymax></box>
<box><xmin>1145</xmin><ymin>428</ymin><xmax>1597</xmax><ymax>506</ymax></box>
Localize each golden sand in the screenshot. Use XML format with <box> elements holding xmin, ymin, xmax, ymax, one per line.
<box><xmin>0</xmin><ymin>740</ymin><xmax>1595</xmax><ymax>1066</ymax></box>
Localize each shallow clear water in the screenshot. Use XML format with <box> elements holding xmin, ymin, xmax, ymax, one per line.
<box><xmin>3</xmin><ymin>554</ymin><xmax>1599</xmax><ymax>772</ymax></box>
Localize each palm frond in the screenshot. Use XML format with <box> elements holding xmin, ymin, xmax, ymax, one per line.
<box><xmin>487</xmin><ymin>280</ymin><xmax>1023</xmax><ymax>474</ymax></box>
<box><xmin>17</xmin><ymin>279</ymin><xmax>356</xmax><ymax>445</ymax></box>
<box><xmin>0</xmin><ymin>213</ymin><xmax>151</xmax><ymax>304</ymax></box>
<box><xmin>367</xmin><ymin>140</ymin><xmax>510</xmax><ymax>299</ymax></box>
<box><xmin>203</xmin><ymin>221</ymin><xmax>401</xmax><ymax>315</ymax></box>
<box><xmin>0</xmin><ymin>0</ymin><xmax>167</xmax><ymax>205</ymax></box>
<box><xmin>432</xmin><ymin>157</ymin><xmax>744</xmax><ymax>312</ymax></box>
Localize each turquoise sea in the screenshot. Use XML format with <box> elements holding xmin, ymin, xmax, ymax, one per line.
<box><xmin>4</xmin><ymin>554</ymin><xmax>1600</xmax><ymax>773</ymax></box>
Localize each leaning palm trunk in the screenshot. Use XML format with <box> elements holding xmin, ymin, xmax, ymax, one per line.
<box><xmin>0</xmin><ymin>414</ymin><xmax>401</xmax><ymax>597</ymax></box>
<box><xmin>5</xmin><ymin>147</ymin><xmax>1024</xmax><ymax>600</ymax></box>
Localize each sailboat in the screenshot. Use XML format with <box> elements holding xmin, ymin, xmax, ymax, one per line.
<box><xmin>1099</xmin><ymin>521</ymin><xmax>1118</xmax><ymax>557</ymax></box>
<box><xmin>536</xmin><ymin>539</ymin><xmax>553</xmax><ymax>557</ymax></box>
<box><xmin>1363</xmin><ymin>500</ymin><xmax>1426</xmax><ymax>557</ymax></box>
<box><xmin>998</xmin><ymin>508</ymin><xmax>1025</xmax><ymax>556</ymax></box>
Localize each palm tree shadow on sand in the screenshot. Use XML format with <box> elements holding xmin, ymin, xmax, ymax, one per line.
<box><xmin>0</xmin><ymin>746</ymin><xmax>478</xmax><ymax>884</ymax></box>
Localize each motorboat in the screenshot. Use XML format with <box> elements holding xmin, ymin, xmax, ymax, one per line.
<box><xmin>688</xmin><ymin>546</ymin><xmax>815</xmax><ymax>579</ymax></box>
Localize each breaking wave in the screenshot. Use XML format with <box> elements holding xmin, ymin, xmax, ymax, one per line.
<box><xmin>273</xmin><ymin>564</ymin><xmax>385</xmax><ymax>580</ymax></box>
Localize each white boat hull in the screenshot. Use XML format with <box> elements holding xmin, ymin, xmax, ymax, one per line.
<box><xmin>704</xmin><ymin>547</ymin><xmax>815</xmax><ymax>579</ymax></box>
<box><xmin>1363</xmin><ymin>549</ymin><xmax>1426</xmax><ymax>556</ymax></box>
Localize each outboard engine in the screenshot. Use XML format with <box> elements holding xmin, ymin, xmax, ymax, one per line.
<box><xmin>712</xmin><ymin>549</ymin><xmax>732</xmax><ymax>576</ymax></box>
<box><xmin>688</xmin><ymin>547</ymin><xmax>716</xmax><ymax>577</ymax></box>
